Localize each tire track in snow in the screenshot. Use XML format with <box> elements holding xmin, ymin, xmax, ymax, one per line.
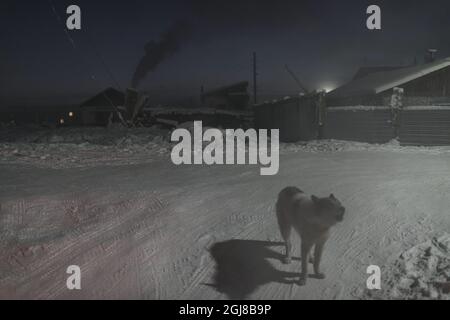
<box><xmin>0</xmin><ymin>191</ymin><xmax>168</xmax><ymax>299</ymax></box>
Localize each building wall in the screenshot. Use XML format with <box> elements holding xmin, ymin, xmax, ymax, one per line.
<box><xmin>80</xmin><ymin>107</ymin><xmax>126</xmax><ymax>127</ymax></box>
<box><xmin>323</xmin><ymin>106</ymin><xmax>450</xmax><ymax>146</ymax></box>
<box><xmin>316</xmin><ymin>67</ymin><xmax>450</xmax><ymax>145</ymax></box>
<box><xmin>203</xmin><ymin>96</ymin><xmax>230</xmax><ymax>110</ymax></box>
<box><xmin>81</xmin><ymin>110</ymin><xmax>98</xmax><ymax>126</ymax></box>
<box><xmin>400</xmin><ymin>67</ymin><xmax>450</xmax><ymax>97</ymax></box>
<box><xmin>0</xmin><ymin>107</ymin><xmax>80</xmax><ymax>126</ymax></box>
<box><xmin>327</xmin><ymin>95</ymin><xmax>383</xmax><ymax>107</ymax></box>
<box><xmin>324</xmin><ymin>108</ymin><xmax>393</xmax><ymax>144</ymax></box>
<box><xmin>255</xmin><ymin>97</ymin><xmax>319</xmax><ymax>142</ymax></box>
<box><xmin>203</xmin><ymin>94</ymin><xmax>249</xmax><ymax>110</ymax></box>
<box><xmin>400</xmin><ymin>109</ymin><xmax>450</xmax><ymax>146</ymax></box>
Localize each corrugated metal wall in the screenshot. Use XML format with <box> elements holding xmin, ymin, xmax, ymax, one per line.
<box><xmin>400</xmin><ymin>109</ymin><xmax>450</xmax><ymax>146</ymax></box>
<box><xmin>255</xmin><ymin>97</ymin><xmax>318</xmax><ymax>142</ymax></box>
<box><xmin>324</xmin><ymin>108</ymin><xmax>393</xmax><ymax>144</ymax></box>
<box><xmin>324</xmin><ymin>107</ymin><xmax>450</xmax><ymax>146</ymax></box>
<box><xmin>256</xmin><ymin>101</ymin><xmax>450</xmax><ymax>146</ymax></box>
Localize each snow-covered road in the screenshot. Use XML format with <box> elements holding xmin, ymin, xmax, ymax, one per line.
<box><xmin>0</xmin><ymin>150</ymin><xmax>449</xmax><ymax>299</ymax></box>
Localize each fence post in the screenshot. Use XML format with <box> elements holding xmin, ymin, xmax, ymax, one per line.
<box><xmin>390</xmin><ymin>87</ymin><xmax>404</xmax><ymax>139</ymax></box>
<box><xmin>317</xmin><ymin>91</ymin><xmax>327</xmax><ymax>139</ymax></box>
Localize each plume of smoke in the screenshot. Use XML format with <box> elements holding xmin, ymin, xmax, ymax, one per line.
<box><xmin>131</xmin><ymin>21</ymin><xmax>191</xmax><ymax>88</ymax></box>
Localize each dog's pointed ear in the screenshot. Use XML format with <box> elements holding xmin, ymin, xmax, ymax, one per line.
<box><xmin>330</xmin><ymin>194</ymin><xmax>336</xmax><ymax>200</ymax></box>
<box><xmin>311</xmin><ymin>195</ymin><xmax>319</xmax><ymax>204</ymax></box>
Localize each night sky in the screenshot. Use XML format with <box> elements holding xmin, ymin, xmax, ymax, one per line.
<box><xmin>2</xmin><ymin>0</ymin><xmax>450</xmax><ymax>107</ymax></box>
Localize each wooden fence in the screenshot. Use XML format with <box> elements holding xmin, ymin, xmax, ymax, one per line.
<box><xmin>254</xmin><ymin>96</ymin><xmax>319</xmax><ymax>142</ymax></box>
<box><xmin>256</xmin><ymin>100</ymin><xmax>450</xmax><ymax>146</ymax></box>
<box><xmin>324</xmin><ymin>106</ymin><xmax>450</xmax><ymax>146</ymax></box>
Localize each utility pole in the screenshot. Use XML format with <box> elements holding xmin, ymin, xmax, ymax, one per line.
<box><xmin>200</xmin><ymin>85</ymin><xmax>205</xmax><ymax>107</ymax></box>
<box><xmin>253</xmin><ymin>52</ymin><xmax>258</xmax><ymax>105</ymax></box>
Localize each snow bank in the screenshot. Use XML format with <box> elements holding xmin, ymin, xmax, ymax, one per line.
<box><xmin>328</xmin><ymin>105</ymin><xmax>450</xmax><ymax>112</ymax></box>
<box><xmin>365</xmin><ymin>234</ymin><xmax>450</xmax><ymax>300</ymax></box>
<box><xmin>0</xmin><ymin>125</ymin><xmax>170</xmax><ymax>145</ymax></box>
<box><xmin>0</xmin><ymin>126</ymin><xmax>172</xmax><ymax>169</ymax></box>
<box><xmin>280</xmin><ymin>139</ymin><xmax>450</xmax><ymax>155</ymax></box>
<box><xmin>327</xmin><ymin>106</ymin><xmax>389</xmax><ymax>112</ymax></box>
<box><xmin>2</xmin><ymin>125</ymin><xmax>450</xmax><ymax>169</ymax></box>
<box><xmin>148</xmin><ymin>107</ymin><xmax>252</xmax><ymax>117</ymax></box>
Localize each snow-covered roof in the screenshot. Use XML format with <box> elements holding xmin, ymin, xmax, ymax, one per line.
<box><xmin>352</xmin><ymin>66</ymin><xmax>405</xmax><ymax>80</ymax></box>
<box><xmin>80</xmin><ymin>87</ymin><xmax>125</xmax><ymax>108</ymax></box>
<box><xmin>329</xmin><ymin>57</ymin><xmax>450</xmax><ymax>98</ymax></box>
<box><xmin>203</xmin><ymin>81</ymin><xmax>249</xmax><ymax>97</ymax></box>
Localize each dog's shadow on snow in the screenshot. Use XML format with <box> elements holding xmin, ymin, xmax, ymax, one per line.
<box><xmin>207</xmin><ymin>240</ymin><xmax>299</xmax><ymax>300</ymax></box>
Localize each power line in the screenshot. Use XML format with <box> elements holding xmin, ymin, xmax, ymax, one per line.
<box><xmin>84</xmin><ymin>30</ymin><xmax>123</xmax><ymax>91</ymax></box>
<box><xmin>253</xmin><ymin>52</ymin><xmax>258</xmax><ymax>105</ymax></box>
<box><xmin>49</xmin><ymin>0</ymin><xmax>77</xmax><ymax>50</ymax></box>
<box><xmin>47</xmin><ymin>0</ymin><xmax>127</xmax><ymax>126</ymax></box>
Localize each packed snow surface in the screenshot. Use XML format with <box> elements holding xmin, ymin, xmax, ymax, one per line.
<box><xmin>0</xmin><ymin>126</ymin><xmax>449</xmax><ymax>299</ymax></box>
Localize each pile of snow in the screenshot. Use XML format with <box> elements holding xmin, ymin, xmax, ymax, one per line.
<box><xmin>0</xmin><ymin>126</ymin><xmax>172</xmax><ymax>169</ymax></box>
<box><xmin>328</xmin><ymin>105</ymin><xmax>450</xmax><ymax>112</ymax></box>
<box><xmin>0</xmin><ymin>125</ymin><xmax>170</xmax><ymax>145</ymax></box>
<box><xmin>365</xmin><ymin>234</ymin><xmax>450</xmax><ymax>300</ymax></box>
<box><xmin>148</xmin><ymin>107</ymin><xmax>252</xmax><ymax>117</ymax></box>
<box><xmin>280</xmin><ymin>139</ymin><xmax>450</xmax><ymax>155</ymax></box>
<box><xmin>327</xmin><ymin>106</ymin><xmax>389</xmax><ymax>112</ymax></box>
<box><xmin>405</xmin><ymin>105</ymin><xmax>450</xmax><ymax>111</ymax></box>
<box><xmin>3</xmin><ymin>125</ymin><xmax>450</xmax><ymax>169</ymax></box>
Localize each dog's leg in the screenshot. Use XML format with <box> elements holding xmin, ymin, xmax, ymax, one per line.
<box><xmin>277</xmin><ymin>209</ymin><xmax>292</xmax><ymax>264</ymax></box>
<box><xmin>284</xmin><ymin>236</ymin><xmax>292</xmax><ymax>265</ymax></box>
<box><xmin>308</xmin><ymin>252</ymin><xmax>314</xmax><ymax>264</ymax></box>
<box><xmin>313</xmin><ymin>240</ymin><xmax>326</xmax><ymax>279</ymax></box>
<box><xmin>299</xmin><ymin>240</ymin><xmax>313</xmax><ymax>286</ymax></box>
<box><xmin>281</xmin><ymin>226</ymin><xmax>292</xmax><ymax>264</ymax></box>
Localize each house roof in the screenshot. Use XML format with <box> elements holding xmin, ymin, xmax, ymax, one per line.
<box><xmin>203</xmin><ymin>81</ymin><xmax>249</xmax><ymax>97</ymax></box>
<box><xmin>80</xmin><ymin>87</ymin><xmax>125</xmax><ymax>108</ymax></box>
<box><xmin>352</xmin><ymin>66</ymin><xmax>405</xmax><ymax>80</ymax></box>
<box><xmin>329</xmin><ymin>57</ymin><xmax>450</xmax><ymax>98</ymax></box>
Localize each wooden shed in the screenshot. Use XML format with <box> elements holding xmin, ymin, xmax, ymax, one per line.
<box><xmin>79</xmin><ymin>88</ymin><xmax>125</xmax><ymax>126</ymax></box>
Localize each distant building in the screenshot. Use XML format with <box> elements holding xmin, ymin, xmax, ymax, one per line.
<box><xmin>255</xmin><ymin>94</ymin><xmax>322</xmax><ymax>143</ymax></box>
<box><xmin>328</xmin><ymin>57</ymin><xmax>450</xmax><ymax>106</ymax></box>
<box><xmin>325</xmin><ymin>56</ymin><xmax>450</xmax><ymax>146</ymax></box>
<box><xmin>79</xmin><ymin>87</ymin><xmax>125</xmax><ymax>126</ymax></box>
<box><xmin>202</xmin><ymin>81</ymin><xmax>250</xmax><ymax>110</ymax></box>
<box><xmin>0</xmin><ymin>105</ymin><xmax>79</xmax><ymax>127</ymax></box>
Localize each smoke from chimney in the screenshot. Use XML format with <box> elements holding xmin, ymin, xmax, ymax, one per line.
<box><xmin>131</xmin><ymin>21</ymin><xmax>191</xmax><ymax>88</ymax></box>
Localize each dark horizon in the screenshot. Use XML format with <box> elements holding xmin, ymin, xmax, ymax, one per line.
<box><xmin>2</xmin><ymin>0</ymin><xmax>450</xmax><ymax>107</ymax></box>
